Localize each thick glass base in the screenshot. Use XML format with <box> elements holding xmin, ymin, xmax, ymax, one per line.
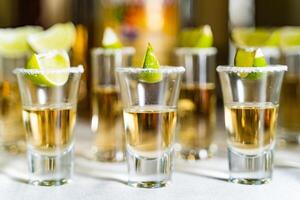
<box><xmin>30</xmin><ymin>178</ymin><xmax>70</xmax><ymax>186</ymax></box>
<box><xmin>229</xmin><ymin>177</ymin><xmax>271</xmax><ymax>185</ymax></box>
<box><xmin>228</xmin><ymin>148</ymin><xmax>273</xmax><ymax>185</ymax></box>
<box><xmin>28</xmin><ymin>147</ymin><xmax>74</xmax><ymax>186</ymax></box>
<box><xmin>177</xmin><ymin>144</ymin><xmax>217</xmax><ymax>160</ymax></box>
<box><xmin>91</xmin><ymin>148</ymin><xmax>125</xmax><ymax>162</ymax></box>
<box><xmin>127</xmin><ymin>148</ymin><xmax>173</xmax><ymax>188</ymax></box>
<box><xmin>128</xmin><ymin>180</ymin><xmax>169</xmax><ymax>188</ymax></box>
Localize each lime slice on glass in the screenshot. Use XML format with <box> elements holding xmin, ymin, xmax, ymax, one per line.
<box><xmin>179</xmin><ymin>25</ymin><xmax>213</xmax><ymax>48</ymax></box>
<box><xmin>28</xmin><ymin>22</ymin><xmax>76</xmax><ymax>53</ymax></box>
<box><xmin>26</xmin><ymin>50</ymin><xmax>70</xmax><ymax>87</ymax></box>
<box><xmin>102</xmin><ymin>27</ymin><xmax>122</xmax><ymax>49</ymax></box>
<box><xmin>232</xmin><ymin>28</ymin><xmax>279</xmax><ymax>47</ymax></box>
<box><xmin>0</xmin><ymin>26</ymin><xmax>42</xmax><ymax>57</ymax></box>
<box><xmin>253</xmin><ymin>48</ymin><xmax>267</xmax><ymax>67</ymax></box>
<box><xmin>234</xmin><ymin>48</ymin><xmax>267</xmax><ymax>79</ymax></box>
<box><xmin>266</xmin><ymin>30</ymin><xmax>281</xmax><ymax>46</ymax></box>
<box><xmin>234</xmin><ymin>48</ymin><xmax>256</xmax><ymax>67</ymax></box>
<box><xmin>247</xmin><ymin>48</ymin><xmax>267</xmax><ymax>79</ymax></box>
<box><xmin>194</xmin><ymin>25</ymin><xmax>213</xmax><ymax>48</ymax></box>
<box><xmin>139</xmin><ymin>43</ymin><xmax>162</xmax><ymax>83</ymax></box>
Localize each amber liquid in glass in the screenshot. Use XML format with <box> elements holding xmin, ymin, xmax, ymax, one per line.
<box><xmin>177</xmin><ymin>84</ymin><xmax>216</xmax><ymax>158</ymax></box>
<box><xmin>225</xmin><ymin>102</ymin><xmax>278</xmax><ymax>155</ymax></box>
<box><xmin>124</xmin><ymin>106</ymin><xmax>177</xmax><ymax>158</ymax></box>
<box><xmin>0</xmin><ymin>81</ymin><xmax>25</xmax><ymax>149</ymax></box>
<box><xmin>91</xmin><ymin>86</ymin><xmax>124</xmax><ymax>161</ymax></box>
<box><xmin>279</xmin><ymin>75</ymin><xmax>300</xmax><ymax>134</ymax></box>
<box><xmin>22</xmin><ymin>104</ymin><xmax>76</xmax><ymax>153</ymax></box>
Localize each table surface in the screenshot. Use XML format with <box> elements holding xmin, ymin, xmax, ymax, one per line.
<box><xmin>0</xmin><ymin>116</ymin><xmax>300</xmax><ymax>200</ymax></box>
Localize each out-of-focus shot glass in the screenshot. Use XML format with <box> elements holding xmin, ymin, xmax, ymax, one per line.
<box><xmin>279</xmin><ymin>48</ymin><xmax>300</xmax><ymax>143</ymax></box>
<box><xmin>0</xmin><ymin>54</ymin><xmax>28</xmax><ymax>152</ymax></box>
<box><xmin>174</xmin><ymin>47</ymin><xmax>217</xmax><ymax>160</ymax></box>
<box><xmin>217</xmin><ymin>65</ymin><xmax>286</xmax><ymax>184</ymax></box>
<box><xmin>91</xmin><ymin>47</ymin><xmax>135</xmax><ymax>162</ymax></box>
<box><xmin>116</xmin><ymin>66</ymin><xmax>185</xmax><ymax>188</ymax></box>
<box><xmin>14</xmin><ymin>65</ymin><xmax>83</xmax><ymax>186</ymax></box>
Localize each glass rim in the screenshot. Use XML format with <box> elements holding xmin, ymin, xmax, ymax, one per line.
<box><xmin>13</xmin><ymin>65</ymin><xmax>84</xmax><ymax>74</ymax></box>
<box><xmin>115</xmin><ymin>66</ymin><xmax>185</xmax><ymax>74</ymax></box>
<box><xmin>174</xmin><ymin>47</ymin><xmax>217</xmax><ymax>55</ymax></box>
<box><xmin>92</xmin><ymin>47</ymin><xmax>135</xmax><ymax>55</ymax></box>
<box><xmin>216</xmin><ymin>65</ymin><xmax>287</xmax><ymax>73</ymax></box>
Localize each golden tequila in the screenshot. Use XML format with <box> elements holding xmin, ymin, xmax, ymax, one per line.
<box><xmin>225</xmin><ymin>102</ymin><xmax>278</xmax><ymax>154</ymax></box>
<box><xmin>177</xmin><ymin>84</ymin><xmax>216</xmax><ymax>151</ymax></box>
<box><xmin>124</xmin><ymin>106</ymin><xmax>177</xmax><ymax>158</ymax></box>
<box><xmin>279</xmin><ymin>75</ymin><xmax>300</xmax><ymax>133</ymax></box>
<box><xmin>91</xmin><ymin>86</ymin><xmax>124</xmax><ymax>159</ymax></box>
<box><xmin>22</xmin><ymin>104</ymin><xmax>76</xmax><ymax>153</ymax></box>
<box><xmin>0</xmin><ymin>81</ymin><xmax>25</xmax><ymax>146</ymax></box>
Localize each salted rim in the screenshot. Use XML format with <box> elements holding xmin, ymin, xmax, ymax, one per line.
<box><xmin>92</xmin><ymin>47</ymin><xmax>135</xmax><ymax>55</ymax></box>
<box><xmin>174</xmin><ymin>47</ymin><xmax>217</xmax><ymax>56</ymax></box>
<box><xmin>216</xmin><ymin>65</ymin><xmax>287</xmax><ymax>73</ymax></box>
<box><xmin>13</xmin><ymin>65</ymin><xmax>84</xmax><ymax>74</ymax></box>
<box><xmin>115</xmin><ymin>66</ymin><xmax>185</xmax><ymax>74</ymax></box>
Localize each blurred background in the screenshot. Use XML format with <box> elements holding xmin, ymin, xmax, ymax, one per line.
<box><xmin>1</xmin><ymin>0</ymin><xmax>299</xmax><ymax>117</ymax></box>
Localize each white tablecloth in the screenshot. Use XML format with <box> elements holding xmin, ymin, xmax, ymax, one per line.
<box><xmin>0</xmin><ymin>117</ymin><xmax>299</xmax><ymax>200</ymax></box>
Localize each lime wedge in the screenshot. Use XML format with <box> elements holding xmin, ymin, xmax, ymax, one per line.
<box><xmin>139</xmin><ymin>43</ymin><xmax>162</xmax><ymax>83</ymax></box>
<box><xmin>26</xmin><ymin>50</ymin><xmax>70</xmax><ymax>86</ymax></box>
<box><xmin>234</xmin><ymin>48</ymin><xmax>255</xmax><ymax>67</ymax></box>
<box><xmin>194</xmin><ymin>25</ymin><xmax>213</xmax><ymax>48</ymax></box>
<box><xmin>179</xmin><ymin>25</ymin><xmax>213</xmax><ymax>48</ymax></box>
<box><xmin>234</xmin><ymin>48</ymin><xmax>256</xmax><ymax>78</ymax></box>
<box><xmin>102</xmin><ymin>27</ymin><xmax>122</xmax><ymax>48</ymax></box>
<box><xmin>247</xmin><ymin>49</ymin><xmax>267</xmax><ymax>79</ymax></box>
<box><xmin>0</xmin><ymin>26</ymin><xmax>42</xmax><ymax>57</ymax></box>
<box><xmin>232</xmin><ymin>28</ymin><xmax>279</xmax><ymax>47</ymax></box>
<box><xmin>28</xmin><ymin>22</ymin><xmax>76</xmax><ymax>53</ymax></box>
<box><xmin>253</xmin><ymin>49</ymin><xmax>267</xmax><ymax>67</ymax></box>
<box><xmin>266</xmin><ymin>30</ymin><xmax>281</xmax><ymax>46</ymax></box>
<box><xmin>234</xmin><ymin>48</ymin><xmax>267</xmax><ymax>79</ymax></box>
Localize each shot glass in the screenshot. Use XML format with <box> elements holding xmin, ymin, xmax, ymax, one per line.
<box><xmin>116</xmin><ymin>66</ymin><xmax>185</xmax><ymax>188</ymax></box>
<box><xmin>217</xmin><ymin>65</ymin><xmax>287</xmax><ymax>184</ymax></box>
<box><xmin>0</xmin><ymin>54</ymin><xmax>28</xmax><ymax>152</ymax></box>
<box><xmin>279</xmin><ymin>48</ymin><xmax>300</xmax><ymax>143</ymax></box>
<box><xmin>14</xmin><ymin>66</ymin><xmax>84</xmax><ymax>186</ymax></box>
<box><xmin>174</xmin><ymin>47</ymin><xmax>217</xmax><ymax>160</ymax></box>
<box><xmin>91</xmin><ymin>47</ymin><xmax>135</xmax><ymax>162</ymax></box>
